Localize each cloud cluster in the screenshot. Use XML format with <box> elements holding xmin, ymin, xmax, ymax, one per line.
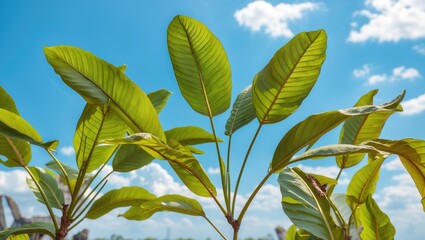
<box><xmin>400</xmin><ymin>93</ymin><xmax>425</xmax><ymax>116</ymax></box>
<box><xmin>353</xmin><ymin>65</ymin><xmax>421</xmax><ymax>86</ymax></box>
<box><xmin>234</xmin><ymin>0</ymin><xmax>320</xmax><ymax>38</ymax></box>
<box><xmin>349</xmin><ymin>0</ymin><xmax>425</xmax><ymax>42</ymax></box>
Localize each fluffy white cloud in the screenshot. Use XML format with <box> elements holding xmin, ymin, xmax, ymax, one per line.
<box><xmin>207</xmin><ymin>167</ymin><xmax>220</xmax><ymax>175</ymax></box>
<box><xmin>383</xmin><ymin>157</ymin><xmax>404</xmax><ymax>170</ymax></box>
<box><xmin>349</xmin><ymin>0</ymin><xmax>425</xmax><ymax>42</ymax></box>
<box><xmin>234</xmin><ymin>0</ymin><xmax>320</xmax><ymax>38</ymax></box>
<box><xmin>352</xmin><ymin>65</ymin><xmax>421</xmax><ymax>86</ymax></box>
<box><xmin>60</xmin><ymin>146</ymin><xmax>75</xmax><ymax>156</ymax></box>
<box><xmin>413</xmin><ymin>44</ymin><xmax>425</xmax><ymax>55</ymax></box>
<box><xmin>0</xmin><ymin>169</ymin><xmax>29</xmax><ymax>194</ymax></box>
<box><xmin>400</xmin><ymin>93</ymin><xmax>425</xmax><ymax>115</ymax></box>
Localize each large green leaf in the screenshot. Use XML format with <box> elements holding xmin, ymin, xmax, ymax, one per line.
<box><xmin>285</xmin><ymin>226</ymin><xmax>320</xmax><ymax>240</ymax></box>
<box><xmin>366</xmin><ymin>139</ymin><xmax>425</xmax><ymax>210</ymax></box>
<box><xmin>121</xmin><ymin>194</ymin><xmax>205</xmax><ymax>220</ymax></box>
<box><xmin>148</xmin><ymin>89</ymin><xmax>172</xmax><ymax>114</ymax></box>
<box><xmin>45</xmin><ymin>160</ymin><xmax>79</xmax><ymax>179</ymax></box>
<box><xmin>103</xmin><ymin>133</ymin><xmax>216</xmax><ymax>197</ymax></box>
<box><xmin>112</xmin><ymin>145</ymin><xmax>154</xmax><ymax>172</ymax></box>
<box><xmin>346</xmin><ymin>158</ymin><xmax>384</xmax><ymax>211</ymax></box>
<box><xmin>0</xmin><ymin>87</ymin><xmax>19</xmax><ymax>114</ymax></box>
<box><xmin>0</xmin><ymin>222</ymin><xmax>55</xmax><ymax>239</ymax></box>
<box><xmin>165</xmin><ymin>126</ymin><xmax>222</xmax><ymax>145</ymax></box>
<box><xmin>279</xmin><ymin>168</ymin><xmax>344</xmax><ymax>240</ymax></box>
<box><xmin>358</xmin><ymin>196</ymin><xmax>395</xmax><ymax>240</ymax></box>
<box><xmin>167</xmin><ymin>15</ymin><xmax>232</xmax><ymax>116</ymax></box>
<box><xmin>271</xmin><ymin>92</ymin><xmax>404</xmax><ymax>173</ymax></box>
<box><xmin>337</xmin><ymin>90</ymin><xmax>401</xmax><ymax>168</ymax></box>
<box><xmin>252</xmin><ymin>30</ymin><xmax>327</xmax><ymax>124</ymax></box>
<box><xmin>74</xmin><ymin>104</ymin><xmax>126</xmax><ymax>172</ymax></box>
<box><xmin>225</xmin><ymin>85</ymin><xmax>256</xmax><ymax>136</ymax></box>
<box><xmin>0</xmin><ymin>109</ymin><xmax>43</xmax><ymax>146</ymax></box>
<box><xmin>330</xmin><ymin>194</ymin><xmax>361</xmax><ymax>240</ymax></box>
<box><xmin>86</xmin><ymin>186</ymin><xmax>156</xmax><ymax>219</ymax></box>
<box><xmin>26</xmin><ymin>167</ymin><xmax>65</xmax><ymax>209</ymax></box>
<box><xmin>44</xmin><ymin>46</ymin><xmax>165</xmax><ymax>141</ymax></box>
<box><xmin>290</xmin><ymin>144</ymin><xmax>382</xmax><ymax>163</ymax></box>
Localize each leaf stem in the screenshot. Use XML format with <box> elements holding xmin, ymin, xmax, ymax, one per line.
<box><xmin>204</xmin><ymin>216</ymin><xmax>227</xmax><ymax>240</ymax></box>
<box><xmin>226</xmin><ymin>135</ymin><xmax>233</xmax><ymax>214</ymax></box>
<box><xmin>46</xmin><ymin>149</ymin><xmax>72</xmax><ymax>195</ymax></box>
<box><xmin>232</xmin><ymin>124</ymin><xmax>262</xmax><ymax>216</ymax></box>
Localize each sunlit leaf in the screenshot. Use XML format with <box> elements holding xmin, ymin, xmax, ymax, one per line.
<box><xmin>148</xmin><ymin>89</ymin><xmax>172</xmax><ymax>114</ymax></box>
<box><xmin>6</xmin><ymin>234</ymin><xmax>30</xmax><ymax>240</ymax></box>
<box><xmin>0</xmin><ymin>222</ymin><xmax>55</xmax><ymax>239</ymax></box>
<box><xmin>165</xmin><ymin>126</ymin><xmax>222</xmax><ymax>145</ymax></box>
<box><xmin>121</xmin><ymin>194</ymin><xmax>205</xmax><ymax>220</ymax></box>
<box><xmin>271</xmin><ymin>92</ymin><xmax>404</xmax><ymax>173</ymax></box>
<box><xmin>112</xmin><ymin>145</ymin><xmax>154</xmax><ymax>172</ymax></box>
<box><xmin>86</xmin><ymin>186</ymin><xmax>156</xmax><ymax>219</ymax></box>
<box><xmin>44</xmin><ymin>46</ymin><xmax>165</xmax><ymax>141</ymax></box>
<box><xmin>26</xmin><ymin>167</ymin><xmax>65</xmax><ymax>209</ymax></box>
<box><xmin>358</xmin><ymin>196</ymin><xmax>395</xmax><ymax>240</ymax></box>
<box><xmin>167</xmin><ymin>15</ymin><xmax>231</xmax><ymax>116</ymax></box>
<box><xmin>279</xmin><ymin>168</ymin><xmax>344</xmax><ymax>240</ymax></box>
<box><xmin>225</xmin><ymin>85</ymin><xmax>256</xmax><ymax>136</ymax></box>
<box><xmin>253</xmin><ymin>30</ymin><xmax>327</xmax><ymax>124</ymax></box>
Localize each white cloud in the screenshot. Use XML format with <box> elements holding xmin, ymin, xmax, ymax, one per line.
<box><xmin>60</xmin><ymin>146</ymin><xmax>75</xmax><ymax>156</ymax></box>
<box><xmin>207</xmin><ymin>167</ymin><xmax>220</xmax><ymax>175</ymax></box>
<box><xmin>349</xmin><ymin>0</ymin><xmax>425</xmax><ymax>42</ymax></box>
<box><xmin>400</xmin><ymin>93</ymin><xmax>425</xmax><ymax>115</ymax></box>
<box><xmin>413</xmin><ymin>44</ymin><xmax>425</xmax><ymax>55</ymax></box>
<box><xmin>234</xmin><ymin>0</ymin><xmax>320</xmax><ymax>38</ymax></box>
<box><xmin>353</xmin><ymin>65</ymin><xmax>421</xmax><ymax>86</ymax></box>
<box><xmin>353</xmin><ymin>64</ymin><xmax>371</xmax><ymax>78</ymax></box>
<box><xmin>0</xmin><ymin>169</ymin><xmax>29</xmax><ymax>194</ymax></box>
<box><xmin>383</xmin><ymin>158</ymin><xmax>404</xmax><ymax>170</ymax></box>
<box><xmin>296</xmin><ymin>164</ymin><xmax>345</xmax><ymax>178</ymax></box>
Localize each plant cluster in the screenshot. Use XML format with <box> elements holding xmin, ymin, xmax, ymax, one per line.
<box><xmin>1</xmin><ymin>15</ymin><xmax>424</xmax><ymax>240</ymax></box>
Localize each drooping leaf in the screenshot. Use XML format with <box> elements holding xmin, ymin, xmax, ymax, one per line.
<box><xmin>337</xmin><ymin>89</ymin><xmax>401</xmax><ymax>168</ymax></box>
<box><xmin>225</xmin><ymin>85</ymin><xmax>256</xmax><ymax>135</ymax></box>
<box><xmin>0</xmin><ymin>109</ymin><xmax>43</xmax><ymax>146</ymax></box>
<box><xmin>290</xmin><ymin>144</ymin><xmax>382</xmax><ymax>163</ymax></box>
<box><xmin>165</xmin><ymin>126</ymin><xmax>222</xmax><ymax>145</ymax></box>
<box><xmin>112</xmin><ymin>145</ymin><xmax>154</xmax><ymax>172</ymax></box>
<box><xmin>167</xmin><ymin>15</ymin><xmax>232</xmax><ymax>116</ymax></box>
<box><xmin>121</xmin><ymin>194</ymin><xmax>205</xmax><ymax>220</ymax></box>
<box><xmin>0</xmin><ymin>222</ymin><xmax>55</xmax><ymax>239</ymax></box>
<box><xmin>346</xmin><ymin>158</ymin><xmax>384</xmax><ymax>211</ymax></box>
<box><xmin>44</xmin><ymin>46</ymin><xmax>165</xmax><ymax>141</ymax></box>
<box><xmin>26</xmin><ymin>167</ymin><xmax>65</xmax><ymax>209</ymax></box>
<box><xmin>365</xmin><ymin>138</ymin><xmax>425</xmax><ymax>210</ymax></box>
<box><xmin>278</xmin><ymin>168</ymin><xmax>344</xmax><ymax>240</ymax></box>
<box><xmin>45</xmin><ymin>160</ymin><xmax>80</xmax><ymax>179</ymax></box>
<box><xmin>103</xmin><ymin>133</ymin><xmax>216</xmax><ymax>197</ymax></box>
<box><xmin>86</xmin><ymin>186</ymin><xmax>156</xmax><ymax>219</ymax></box>
<box><xmin>253</xmin><ymin>30</ymin><xmax>327</xmax><ymax>124</ymax></box>
<box><xmin>0</xmin><ymin>86</ymin><xmax>19</xmax><ymax>114</ymax></box>
<box><xmin>358</xmin><ymin>196</ymin><xmax>395</xmax><ymax>240</ymax></box>
<box><xmin>74</xmin><ymin>104</ymin><xmax>126</xmax><ymax>172</ymax></box>
<box><xmin>271</xmin><ymin>92</ymin><xmax>404</xmax><ymax>173</ymax></box>
<box><xmin>147</xmin><ymin>89</ymin><xmax>172</xmax><ymax>114</ymax></box>
<box><xmin>183</xmin><ymin>145</ymin><xmax>204</xmax><ymax>155</ymax></box>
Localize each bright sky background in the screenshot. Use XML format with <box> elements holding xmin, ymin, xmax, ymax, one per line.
<box><xmin>1</xmin><ymin>0</ymin><xmax>425</xmax><ymax>239</ymax></box>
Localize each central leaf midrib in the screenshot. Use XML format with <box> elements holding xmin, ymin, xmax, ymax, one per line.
<box><xmin>260</xmin><ymin>32</ymin><xmax>321</xmax><ymax>124</ymax></box>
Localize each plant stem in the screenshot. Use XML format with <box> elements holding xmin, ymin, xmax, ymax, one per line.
<box><xmin>204</xmin><ymin>216</ymin><xmax>227</xmax><ymax>239</ymax></box>
<box><xmin>226</xmin><ymin>135</ymin><xmax>233</xmax><ymax>213</ymax></box>
<box><xmin>327</xmin><ymin>161</ymin><xmax>345</xmax><ymax>197</ymax></box>
<box><xmin>232</xmin><ymin>124</ymin><xmax>262</xmax><ymax>216</ymax></box>
<box><xmin>208</xmin><ymin>115</ymin><xmax>229</xmax><ymax>213</ymax></box>
<box><xmin>71</xmin><ymin>180</ymin><xmax>108</xmax><ymax>224</ymax></box>
<box><xmin>46</xmin><ymin>149</ymin><xmax>72</xmax><ymax>195</ymax></box>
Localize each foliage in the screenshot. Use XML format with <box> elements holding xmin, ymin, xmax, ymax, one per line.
<box><xmin>1</xmin><ymin>14</ymin><xmax>424</xmax><ymax>240</ymax></box>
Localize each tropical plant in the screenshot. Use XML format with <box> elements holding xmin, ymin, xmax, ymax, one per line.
<box><xmin>1</xmin><ymin>15</ymin><xmax>424</xmax><ymax>240</ymax></box>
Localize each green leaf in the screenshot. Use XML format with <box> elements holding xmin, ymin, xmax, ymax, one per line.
<box><xmin>46</xmin><ymin>160</ymin><xmax>80</xmax><ymax>179</ymax></box>
<box><xmin>290</xmin><ymin>144</ymin><xmax>383</xmax><ymax>163</ymax></box>
<box><xmin>167</xmin><ymin>15</ymin><xmax>232</xmax><ymax>116</ymax></box>
<box><xmin>6</xmin><ymin>234</ymin><xmax>30</xmax><ymax>240</ymax></box>
<box><xmin>26</xmin><ymin>167</ymin><xmax>65</xmax><ymax>209</ymax></box>
<box><xmin>0</xmin><ymin>109</ymin><xmax>43</xmax><ymax>146</ymax></box>
<box><xmin>74</xmin><ymin>104</ymin><xmax>126</xmax><ymax>172</ymax></box>
<box><xmin>346</xmin><ymin>158</ymin><xmax>384</xmax><ymax>210</ymax></box>
<box><xmin>358</xmin><ymin>196</ymin><xmax>395</xmax><ymax>240</ymax></box>
<box><xmin>337</xmin><ymin>89</ymin><xmax>401</xmax><ymax>168</ymax></box>
<box><xmin>112</xmin><ymin>145</ymin><xmax>154</xmax><ymax>172</ymax></box>
<box><xmin>365</xmin><ymin>138</ymin><xmax>425</xmax><ymax>210</ymax></box>
<box><xmin>165</xmin><ymin>126</ymin><xmax>222</xmax><ymax>145</ymax></box>
<box><xmin>86</xmin><ymin>186</ymin><xmax>156</xmax><ymax>219</ymax></box>
<box><xmin>44</xmin><ymin>46</ymin><xmax>165</xmax><ymax>141</ymax></box>
<box><xmin>121</xmin><ymin>194</ymin><xmax>205</xmax><ymax>220</ymax></box>
<box><xmin>330</xmin><ymin>194</ymin><xmax>361</xmax><ymax>240</ymax></box>
<box><xmin>103</xmin><ymin>133</ymin><xmax>216</xmax><ymax>197</ymax></box>
<box><xmin>225</xmin><ymin>85</ymin><xmax>256</xmax><ymax>136</ymax></box>
<box><xmin>0</xmin><ymin>86</ymin><xmax>19</xmax><ymax>114</ymax></box>
<box><xmin>271</xmin><ymin>92</ymin><xmax>404</xmax><ymax>173</ymax></box>
<box><xmin>0</xmin><ymin>222</ymin><xmax>55</xmax><ymax>239</ymax></box>
<box><xmin>285</xmin><ymin>226</ymin><xmax>320</xmax><ymax>240</ymax></box>
<box><xmin>252</xmin><ymin>30</ymin><xmax>327</xmax><ymax>124</ymax></box>
<box><xmin>148</xmin><ymin>89</ymin><xmax>172</xmax><ymax>114</ymax></box>
<box><xmin>278</xmin><ymin>168</ymin><xmax>344</xmax><ymax>240</ymax></box>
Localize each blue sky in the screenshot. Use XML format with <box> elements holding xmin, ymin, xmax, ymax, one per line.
<box><xmin>1</xmin><ymin>0</ymin><xmax>425</xmax><ymax>239</ymax></box>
